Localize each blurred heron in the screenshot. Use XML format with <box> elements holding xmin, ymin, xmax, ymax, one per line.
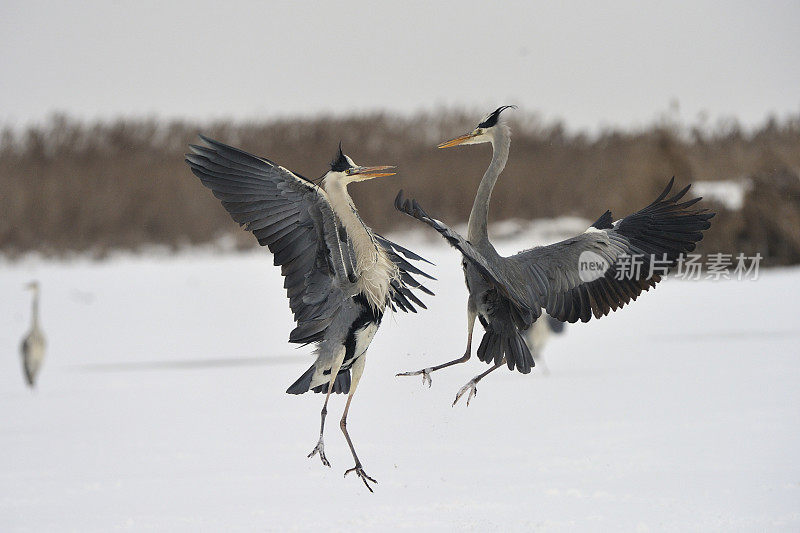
<box><xmin>396</xmin><ymin>106</ymin><xmax>714</xmax><ymax>405</ymax></box>
<box><xmin>525</xmin><ymin>314</ymin><xmax>566</xmax><ymax>375</ymax></box>
<box><xmin>186</xmin><ymin>137</ymin><xmax>433</xmax><ymax>491</ymax></box>
<box><xmin>21</xmin><ymin>281</ymin><xmax>46</xmax><ymax>387</ymax></box>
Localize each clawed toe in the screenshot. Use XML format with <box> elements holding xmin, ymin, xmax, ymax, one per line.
<box><xmin>396</xmin><ymin>367</ymin><xmax>433</xmax><ymax>388</ymax></box>
<box><xmin>344</xmin><ymin>464</ymin><xmax>378</xmax><ymax>492</ymax></box>
<box><xmin>452</xmin><ymin>380</ymin><xmax>478</xmax><ymax>407</ymax></box>
<box><xmin>307</xmin><ymin>439</ymin><xmax>330</xmax><ymax>467</ymax></box>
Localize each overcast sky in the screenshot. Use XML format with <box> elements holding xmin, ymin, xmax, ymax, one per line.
<box><xmin>2</xmin><ymin>0</ymin><xmax>798</xmax><ymax>131</ymax></box>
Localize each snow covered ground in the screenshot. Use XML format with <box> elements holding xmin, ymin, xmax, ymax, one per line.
<box><xmin>691</xmin><ymin>180</ymin><xmax>751</xmax><ymax>211</ymax></box>
<box><xmin>1</xmin><ymin>233</ymin><xmax>799</xmax><ymax>531</ymax></box>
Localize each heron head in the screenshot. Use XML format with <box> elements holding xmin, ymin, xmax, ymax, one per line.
<box><xmin>24</xmin><ymin>281</ymin><xmax>39</xmax><ymax>292</ymax></box>
<box><xmin>438</xmin><ymin>105</ymin><xmax>517</xmax><ymax>148</ymax></box>
<box><xmin>329</xmin><ymin>143</ymin><xmax>395</xmax><ymax>184</ymax></box>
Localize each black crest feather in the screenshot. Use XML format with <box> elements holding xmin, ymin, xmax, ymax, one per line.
<box><xmin>330</xmin><ymin>142</ymin><xmax>351</xmax><ymax>172</ymax></box>
<box><xmin>478</xmin><ymin>105</ymin><xmax>517</xmax><ymax>128</ymax></box>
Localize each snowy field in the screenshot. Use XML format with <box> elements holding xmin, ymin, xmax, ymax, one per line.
<box><xmin>2</xmin><ymin>232</ymin><xmax>799</xmax><ymax>531</ymax></box>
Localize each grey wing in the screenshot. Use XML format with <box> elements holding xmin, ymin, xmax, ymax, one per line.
<box><xmin>374</xmin><ymin>234</ymin><xmax>435</xmax><ymax>313</ymax></box>
<box><xmin>186</xmin><ymin>136</ymin><xmax>357</xmax><ymax>344</ymax></box>
<box><xmin>506</xmin><ymin>178</ymin><xmax>715</xmax><ymax>323</ymax></box>
<box><xmin>394</xmin><ymin>191</ymin><xmax>533</xmax><ymax>328</ymax></box>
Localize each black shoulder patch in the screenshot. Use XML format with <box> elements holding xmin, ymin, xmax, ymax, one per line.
<box><xmin>591</xmin><ymin>210</ymin><xmax>614</xmax><ymax>230</ymax></box>
<box><xmin>478</xmin><ymin>105</ymin><xmax>517</xmax><ymax>128</ymax></box>
<box><xmin>330</xmin><ymin>142</ymin><xmax>351</xmax><ymax>172</ymax></box>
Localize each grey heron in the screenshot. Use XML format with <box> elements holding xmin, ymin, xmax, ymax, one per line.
<box><xmin>396</xmin><ymin>106</ymin><xmax>714</xmax><ymax>405</ymax></box>
<box><xmin>186</xmin><ymin>137</ymin><xmax>433</xmax><ymax>491</ymax></box>
<box><xmin>21</xmin><ymin>281</ymin><xmax>46</xmax><ymax>387</ymax></box>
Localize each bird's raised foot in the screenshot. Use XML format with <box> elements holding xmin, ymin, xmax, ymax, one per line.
<box><xmin>344</xmin><ymin>463</ymin><xmax>377</xmax><ymax>492</ymax></box>
<box><xmin>395</xmin><ymin>367</ymin><xmax>433</xmax><ymax>388</ymax></box>
<box><xmin>307</xmin><ymin>438</ymin><xmax>330</xmax><ymax>467</ymax></box>
<box><xmin>453</xmin><ymin>380</ymin><xmax>478</xmax><ymax>407</ymax></box>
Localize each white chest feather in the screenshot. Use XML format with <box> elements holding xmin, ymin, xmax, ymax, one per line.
<box><xmin>352</xmin><ymin>238</ymin><xmax>397</xmax><ymax>311</ymax></box>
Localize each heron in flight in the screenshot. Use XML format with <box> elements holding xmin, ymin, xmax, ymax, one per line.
<box><xmin>21</xmin><ymin>281</ymin><xmax>46</xmax><ymax>387</ymax></box>
<box><xmin>396</xmin><ymin>106</ymin><xmax>714</xmax><ymax>405</ymax></box>
<box><xmin>186</xmin><ymin>137</ymin><xmax>433</xmax><ymax>491</ymax></box>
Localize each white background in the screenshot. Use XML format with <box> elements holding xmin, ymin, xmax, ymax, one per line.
<box><xmin>2</xmin><ymin>1</ymin><xmax>799</xmax><ymax>131</ymax></box>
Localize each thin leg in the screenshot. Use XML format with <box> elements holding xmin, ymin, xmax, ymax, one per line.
<box><xmin>308</xmin><ymin>347</ymin><xmax>346</xmax><ymax>467</ymax></box>
<box><xmin>340</xmin><ymin>355</ymin><xmax>377</xmax><ymax>492</ymax></box>
<box><xmin>397</xmin><ymin>307</ymin><xmax>477</xmax><ymax>387</ymax></box>
<box><xmin>453</xmin><ymin>358</ymin><xmax>506</xmax><ymax>407</ymax></box>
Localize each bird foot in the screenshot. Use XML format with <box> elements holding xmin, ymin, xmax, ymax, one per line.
<box><xmin>453</xmin><ymin>380</ymin><xmax>478</xmax><ymax>407</ymax></box>
<box><xmin>307</xmin><ymin>438</ymin><xmax>330</xmax><ymax>467</ymax></box>
<box><xmin>344</xmin><ymin>463</ymin><xmax>377</xmax><ymax>492</ymax></box>
<box><xmin>396</xmin><ymin>367</ymin><xmax>433</xmax><ymax>388</ymax></box>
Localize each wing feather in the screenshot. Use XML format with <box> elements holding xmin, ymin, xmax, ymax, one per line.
<box><xmin>186</xmin><ymin>136</ymin><xmax>355</xmax><ymax>344</ymax></box>
<box><xmin>374</xmin><ymin>234</ymin><xmax>435</xmax><ymax>313</ymax></box>
<box><xmin>507</xmin><ymin>178</ymin><xmax>714</xmax><ymax>323</ymax></box>
<box><xmin>396</xmin><ymin>179</ymin><xmax>713</xmax><ymax>330</ymax></box>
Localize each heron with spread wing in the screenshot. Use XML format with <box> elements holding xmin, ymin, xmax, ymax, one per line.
<box><xmin>186</xmin><ymin>137</ymin><xmax>433</xmax><ymax>491</ymax></box>
<box><xmin>396</xmin><ymin>106</ymin><xmax>714</xmax><ymax>405</ymax></box>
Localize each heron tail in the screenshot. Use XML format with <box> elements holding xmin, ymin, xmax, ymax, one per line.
<box><xmin>312</xmin><ymin>370</ymin><xmax>351</xmax><ymax>394</ymax></box>
<box><xmin>286</xmin><ymin>364</ymin><xmax>351</xmax><ymax>395</ymax></box>
<box><xmin>286</xmin><ymin>365</ymin><xmax>316</xmax><ymax>394</ymax></box>
<box><xmin>477</xmin><ymin>327</ymin><xmax>534</xmax><ymax>374</ymax></box>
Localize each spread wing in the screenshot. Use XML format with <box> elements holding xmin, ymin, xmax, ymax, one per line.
<box><xmin>375</xmin><ymin>234</ymin><xmax>435</xmax><ymax>313</ymax></box>
<box><xmin>506</xmin><ymin>178</ymin><xmax>715</xmax><ymax>323</ymax></box>
<box><xmin>186</xmin><ymin>136</ymin><xmax>359</xmax><ymax>345</ymax></box>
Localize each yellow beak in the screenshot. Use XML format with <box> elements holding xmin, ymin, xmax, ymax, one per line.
<box><xmin>347</xmin><ymin>165</ymin><xmax>396</xmax><ymax>180</ymax></box>
<box><xmin>437</xmin><ymin>132</ymin><xmax>479</xmax><ymax>149</ymax></box>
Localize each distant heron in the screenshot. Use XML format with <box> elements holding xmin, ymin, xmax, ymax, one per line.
<box><xmin>21</xmin><ymin>281</ymin><xmax>46</xmax><ymax>387</ymax></box>
<box><xmin>396</xmin><ymin>106</ymin><xmax>714</xmax><ymax>405</ymax></box>
<box><xmin>525</xmin><ymin>314</ymin><xmax>566</xmax><ymax>375</ymax></box>
<box><xmin>186</xmin><ymin>137</ymin><xmax>433</xmax><ymax>491</ymax></box>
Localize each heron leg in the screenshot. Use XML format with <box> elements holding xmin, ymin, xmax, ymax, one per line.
<box><xmin>453</xmin><ymin>358</ymin><xmax>506</xmax><ymax>407</ymax></box>
<box><xmin>396</xmin><ymin>307</ymin><xmax>477</xmax><ymax>387</ymax></box>
<box><xmin>340</xmin><ymin>355</ymin><xmax>377</xmax><ymax>492</ymax></box>
<box><xmin>308</xmin><ymin>347</ymin><xmax>346</xmax><ymax>467</ymax></box>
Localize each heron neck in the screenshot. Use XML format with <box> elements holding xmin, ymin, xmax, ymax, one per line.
<box><xmin>325</xmin><ymin>179</ymin><xmax>368</xmax><ymax>237</ymax></box>
<box><xmin>31</xmin><ymin>290</ymin><xmax>40</xmax><ymax>328</ymax></box>
<box><xmin>467</xmin><ymin>125</ymin><xmax>510</xmax><ymax>245</ymax></box>
<box><xmin>323</xmin><ymin>178</ymin><xmax>376</xmax><ymax>262</ymax></box>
